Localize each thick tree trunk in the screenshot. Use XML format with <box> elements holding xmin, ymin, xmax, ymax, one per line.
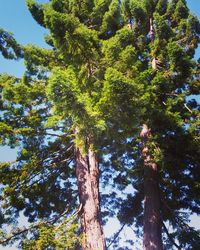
<box><xmin>140</xmin><ymin>124</ymin><xmax>163</xmax><ymax>250</ymax></box>
<box><xmin>75</xmin><ymin>144</ymin><xmax>106</xmax><ymax>250</ymax></box>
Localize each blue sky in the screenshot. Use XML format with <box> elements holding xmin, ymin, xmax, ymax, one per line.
<box><xmin>0</xmin><ymin>0</ymin><xmax>48</xmax><ymax>77</ymax></box>
<box><xmin>0</xmin><ymin>0</ymin><xmax>200</xmax><ymax>249</ymax></box>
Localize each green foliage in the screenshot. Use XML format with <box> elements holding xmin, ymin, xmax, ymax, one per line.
<box><xmin>0</xmin><ymin>28</ymin><xmax>23</xmax><ymax>59</ymax></box>
<box><xmin>26</xmin><ymin>0</ymin><xmax>45</xmax><ymax>27</ymax></box>
<box><xmin>22</xmin><ymin>220</ymin><xmax>81</xmax><ymax>250</ymax></box>
<box><xmin>104</xmin><ymin>0</ymin><xmax>200</xmax><ymax>248</ymax></box>
<box><xmin>100</xmin><ymin>0</ymin><xmax>121</xmax><ymax>37</ymax></box>
<box><xmin>0</xmin><ymin>0</ymin><xmax>200</xmax><ymax>248</ymax></box>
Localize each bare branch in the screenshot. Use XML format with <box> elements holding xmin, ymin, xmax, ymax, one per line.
<box><xmin>184</xmin><ymin>103</ymin><xmax>193</xmax><ymax>113</ymax></box>
<box><xmin>162</xmin><ymin>221</ymin><xmax>181</xmax><ymax>250</ymax></box>
<box><xmin>107</xmin><ymin>223</ymin><xmax>126</xmax><ymax>249</ymax></box>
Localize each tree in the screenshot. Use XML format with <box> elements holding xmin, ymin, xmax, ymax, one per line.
<box><xmin>108</xmin><ymin>0</ymin><xmax>200</xmax><ymax>249</ymax></box>
<box><xmin>0</xmin><ymin>0</ymin><xmax>122</xmax><ymax>249</ymax></box>
<box><xmin>0</xmin><ymin>0</ymin><xmax>200</xmax><ymax>249</ymax></box>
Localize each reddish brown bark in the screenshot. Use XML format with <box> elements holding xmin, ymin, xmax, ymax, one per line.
<box><xmin>75</xmin><ymin>145</ymin><xmax>106</xmax><ymax>250</ymax></box>
<box><xmin>140</xmin><ymin>124</ymin><xmax>163</xmax><ymax>250</ymax></box>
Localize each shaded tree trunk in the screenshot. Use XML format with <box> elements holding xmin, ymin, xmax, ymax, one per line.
<box><xmin>75</xmin><ymin>141</ymin><xmax>106</xmax><ymax>250</ymax></box>
<box><xmin>140</xmin><ymin>124</ymin><xmax>163</xmax><ymax>250</ymax></box>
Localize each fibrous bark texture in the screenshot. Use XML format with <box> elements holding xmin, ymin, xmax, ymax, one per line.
<box><xmin>75</xmin><ymin>145</ymin><xmax>106</xmax><ymax>250</ymax></box>
<box><xmin>141</xmin><ymin>124</ymin><xmax>163</xmax><ymax>250</ymax></box>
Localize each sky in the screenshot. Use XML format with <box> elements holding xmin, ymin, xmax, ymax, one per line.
<box><xmin>0</xmin><ymin>0</ymin><xmax>200</xmax><ymax>249</ymax></box>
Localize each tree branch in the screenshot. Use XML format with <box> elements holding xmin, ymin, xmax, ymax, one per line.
<box><xmin>107</xmin><ymin>223</ymin><xmax>126</xmax><ymax>249</ymax></box>
<box><xmin>0</xmin><ymin>201</ymin><xmax>81</xmax><ymax>245</ymax></box>
<box><xmin>0</xmin><ymin>223</ymin><xmax>41</xmax><ymax>244</ymax></box>
<box><xmin>162</xmin><ymin>221</ymin><xmax>181</xmax><ymax>250</ymax></box>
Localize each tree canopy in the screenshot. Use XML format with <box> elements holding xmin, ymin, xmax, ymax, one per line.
<box><xmin>0</xmin><ymin>0</ymin><xmax>200</xmax><ymax>249</ymax></box>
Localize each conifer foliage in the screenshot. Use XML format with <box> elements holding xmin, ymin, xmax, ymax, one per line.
<box><xmin>0</xmin><ymin>28</ymin><xmax>23</xmax><ymax>59</ymax></box>
<box><xmin>0</xmin><ymin>0</ymin><xmax>200</xmax><ymax>249</ymax></box>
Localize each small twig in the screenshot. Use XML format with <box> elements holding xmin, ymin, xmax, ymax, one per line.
<box><xmin>184</xmin><ymin>103</ymin><xmax>193</xmax><ymax>113</ymax></box>
<box><xmin>164</xmin><ymin>93</ymin><xmax>180</xmax><ymax>97</ymax></box>
<box><xmin>107</xmin><ymin>223</ymin><xmax>126</xmax><ymax>249</ymax></box>
<box><xmin>43</xmin><ymin>132</ymin><xmax>63</xmax><ymax>137</ymax></box>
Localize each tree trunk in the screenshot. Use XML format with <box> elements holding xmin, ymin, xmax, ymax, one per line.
<box><xmin>75</xmin><ymin>143</ymin><xmax>106</xmax><ymax>250</ymax></box>
<box><xmin>140</xmin><ymin>124</ymin><xmax>163</xmax><ymax>250</ymax></box>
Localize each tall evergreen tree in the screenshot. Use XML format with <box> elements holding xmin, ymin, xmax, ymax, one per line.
<box><xmin>0</xmin><ymin>0</ymin><xmax>121</xmax><ymax>248</ymax></box>
<box><xmin>0</xmin><ymin>0</ymin><xmax>199</xmax><ymax>249</ymax></box>
<box><xmin>105</xmin><ymin>0</ymin><xmax>200</xmax><ymax>249</ymax></box>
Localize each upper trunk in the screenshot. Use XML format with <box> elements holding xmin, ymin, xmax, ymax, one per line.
<box><xmin>140</xmin><ymin>124</ymin><xmax>163</xmax><ymax>250</ymax></box>
<box><xmin>75</xmin><ymin>141</ymin><xmax>106</xmax><ymax>250</ymax></box>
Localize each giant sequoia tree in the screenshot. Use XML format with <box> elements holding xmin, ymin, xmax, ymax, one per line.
<box><xmin>111</xmin><ymin>1</ymin><xmax>200</xmax><ymax>249</ymax></box>
<box><xmin>0</xmin><ymin>0</ymin><xmax>200</xmax><ymax>249</ymax></box>
<box><xmin>0</xmin><ymin>0</ymin><xmax>122</xmax><ymax>249</ymax></box>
